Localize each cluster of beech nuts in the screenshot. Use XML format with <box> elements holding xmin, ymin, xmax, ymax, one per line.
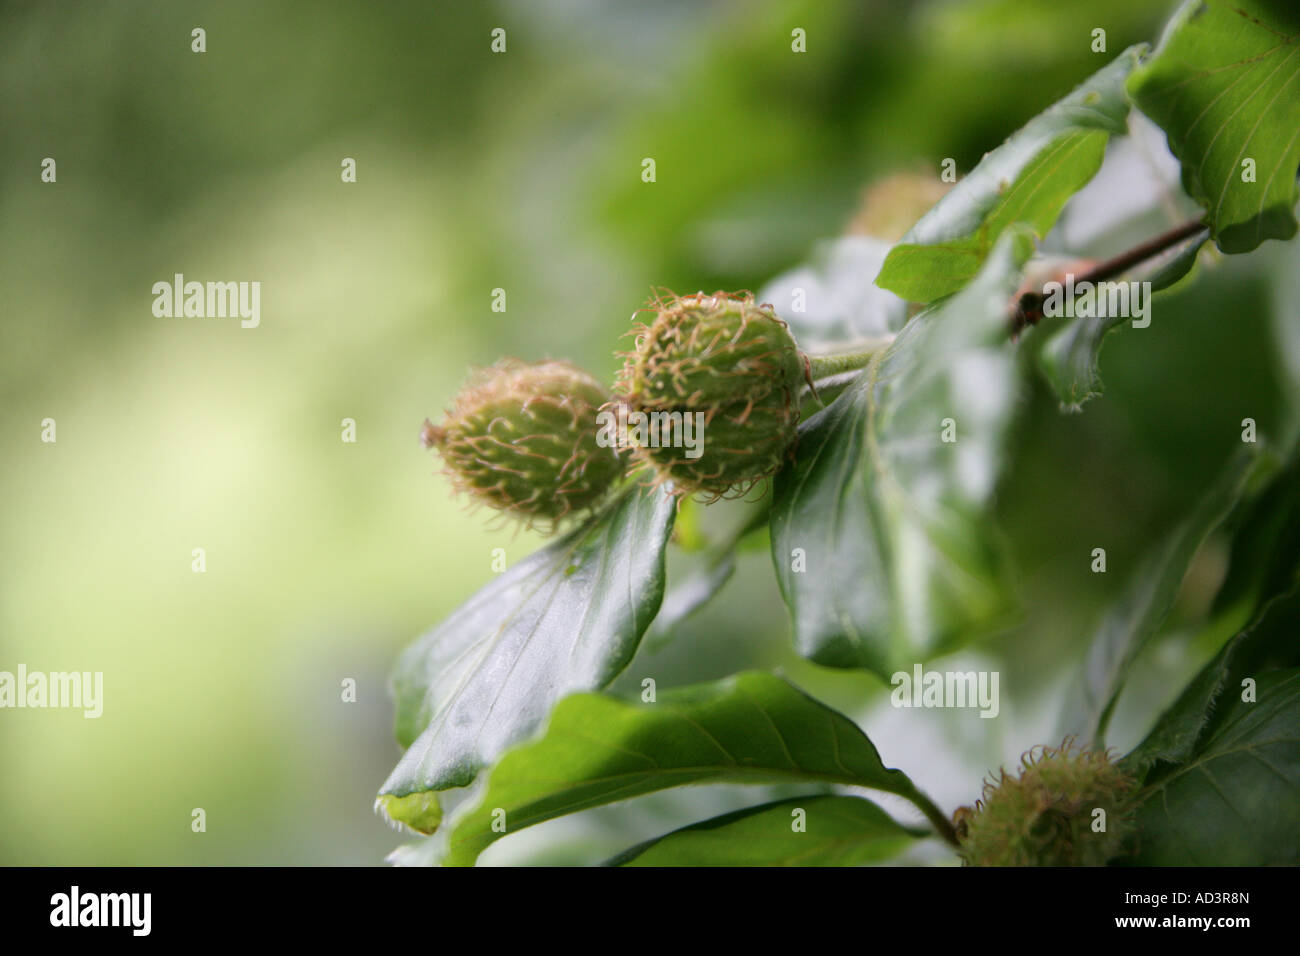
<box><xmin>422</xmin><ymin>291</ymin><xmax>807</xmax><ymax>529</ymax></box>
<box><xmin>423</xmin><ymin>299</ymin><xmax>1141</xmax><ymax>868</ymax></box>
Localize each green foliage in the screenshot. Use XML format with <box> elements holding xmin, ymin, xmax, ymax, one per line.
<box><xmin>1209</xmin><ymin>466</ymin><xmax>1300</xmax><ymax>631</ymax></box>
<box><xmin>1117</xmin><ymin>501</ymin><xmax>1300</xmax><ymax>865</ymax></box>
<box><xmin>10</xmin><ymin>0</ymin><xmax>1300</xmax><ymax>869</ymax></box>
<box><xmin>610</xmin><ymin>795</ymin><xmax>921</xmax><ymax>867</ymax></box>
<box><xmin>1129</xmin><ymin>0</ymin><xmax>1300</xmax><ymax>253</ymax></box>
<box><xmin>1124</xmin><ymin>587</ymin><xmax>1300</xmax><ymax>779</ymax></box>
<box><xmin>875</xmin><ymin>48</ymin><xmax>1143</xmax><ymax>303</ymax></box>
<box><xmin>1035</xmin><ymin>233</ymin><xmax>1208</xmax><ymax>409</ymax></box>
<box><xmin>434</xmin><ymin>671</ymin><xmax>941</xmax><ymax>866</ymax></box>
<box><xmin>1130</xmin><ymin>664</ymin><xmax>1300</xmax><ymax>865</ymax></box>
<box><xmin>380</xmin><ymin>5</ymin><xmax>1300</xmax><ymax>867</ymax></box>
<box><xmin>770</xmin><ymin>230</ymin><xmax>1032</xmax><ymax>675</ymax></box>
<box><xmin>378</xmin><ymin>483</ymin><xmax>675</xmax><ymax>832</ymax></box>
<box><xmin>1059</xmin><ymin>448</ymin><xmax>1265</xmax><ymax>745</ymax></box>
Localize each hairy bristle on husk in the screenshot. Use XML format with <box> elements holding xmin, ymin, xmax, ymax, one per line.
<box><xmin>955</xmin><ymin>737</ymin><xmax>1138</xmax><ymax>867</ymax></box>
<box><xmin>426</xmin><ymin>358</ymin><xmax>625</xmax><ymax>531</ymax></box>
<box><xmin>615</xmin><ymin>290</ymin><xmax>805</xmax><ymax>500</ymax></box>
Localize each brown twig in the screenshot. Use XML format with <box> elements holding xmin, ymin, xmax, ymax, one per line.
<box><xmin>1011</xmin><ymin>217</ymin><xmax>1209</xmax><ymax>333</ymax></box>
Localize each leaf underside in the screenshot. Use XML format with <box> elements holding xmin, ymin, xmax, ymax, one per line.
<box><xmin>1129</xmin><ymin>0</ymin><xmax>1300</xmax><ymax>255</ymax></box>
<box><xmin>771</xmin><ymin>230</ymin><xmax>1034</xmax><ymax>676</ymax></box>
<box><xmin>378</xmin><ymin>482</ymin><xmax>676</xmax><ymax>833</ymax></box>
<box><xmin>1036</xmin><ymin>231</ymin><xmax>1208</xmax><ymax>409</ymax></box>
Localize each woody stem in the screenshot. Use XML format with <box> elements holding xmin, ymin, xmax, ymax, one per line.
<box><xmin>1011</xmin><ymin>216</ymin><xmax>1209</xmax><ymax>332</ymax></box>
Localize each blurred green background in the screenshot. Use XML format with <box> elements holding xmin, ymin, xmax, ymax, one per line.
<box><xmin>2</xmin><ymin>0</ymin><xmax>1293</xmax><ymax>865</ymax></box>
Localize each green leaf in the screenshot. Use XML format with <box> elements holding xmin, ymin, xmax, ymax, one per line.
<box><xmin>771</xmin><ymin>229</ymin><xmax>1034</xmax><ymax>676</ymax></box>
<box><xmin>1059</xmin><ymin>448</ymin><xmax>1264</xmax><ymax>746</ymax></box>
<box><xmin>1117</xmin><ymin>555</ymin><xmax>1300</xmax><ymax>865</ymax></box>
<box><xmin>1035</xmin><ymin>232</ymin><xmax>1209</xmax><ymax>409</ymax></box>
<box><xmin>608</xmin><ymin>795</ymin><xmax>920</xmax><ymax>867</ymax></box>
<box><xmin>1043</xmin><ymin>111</ymin><xmax>1206</xmax><ymax>258</ymax></box>
<box><xmin>1125</xmin><ymin>585</ymin><xmax>1300</xmax><ymax>781</ymax></box>
<box><xmin>377</xmin><ymin>482</ymin><xmax>676</xmax><ymax>832</ymax></box>
<box><xmin>1030</xmin><ymin>111</ymin><xmax>1208</xmax><ymax>409</ymax></box>
<box><xmin>876</xmin><ymin>47</ymin><xmax>1143</xmax><ymax>303</ymax></box>
<box><xmin>1129</xmin><ymin>0</ymin><xmax>1300</xmax><ymax>254</ymax></box>
<box><xmin>1208</xmin><ymin>449</ymin><xmax>1300</xmax><ymax>631</ymax></box>
<box><xmin>1129</xmin><ymin>667</ymin><xmax>1300</xmax><ymax>865</ymax></box>
<box><xmin>440</xmin><ymin>671</ymin><xmax>946</xmax><ymax>866</ymax></box>
<box><xmin>1145</xmin><ymin>233</ymin><xmax>1211</xmax><ymax>292</ymax></box>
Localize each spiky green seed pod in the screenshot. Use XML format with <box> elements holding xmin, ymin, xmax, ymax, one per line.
<box><xmin>422</xmin><ymin>359</ymin><xmax>624</xmax><ymax>529</ymax></box>
<box><xmin>956</xmin><ymin>740</ymin><xmax>1137</xmax><ymax>867</ymax></box>
<box><xmin>617</xmin><ymin>290</ymin><xmax>806</xmax><ymax>498</ymax></box>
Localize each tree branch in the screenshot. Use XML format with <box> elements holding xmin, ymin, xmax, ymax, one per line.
<box><xmin>1011</xmin><ymin>217</ymin><xmax>1209</xmax><ymax>333</ymax></box>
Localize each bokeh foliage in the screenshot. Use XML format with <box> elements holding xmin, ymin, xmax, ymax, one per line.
<box><xmin>4</xmin><ymin>0</ymin><xmax>1294</xmax><ymax>865</ymax></box>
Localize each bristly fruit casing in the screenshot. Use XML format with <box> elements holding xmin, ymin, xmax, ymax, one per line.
<box><xmin>955</xmin><ymin>740</ymin><xmax>1137</xmax><ymax>866</ymax></box>
<box><xmin>617</xmin><ymin>290</ymin><xmax>806</xmax><ymax>498</ymax></box>
<box><xmin>422</xmin><ymin>359</ymin><xmax>624</xmax><ymax>529</ymax></box>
